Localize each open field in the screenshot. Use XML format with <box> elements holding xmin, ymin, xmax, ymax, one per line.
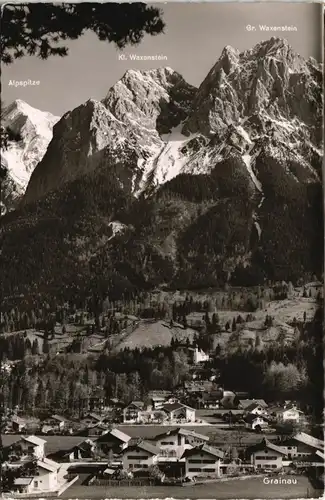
<box><xmin>60</xmin><ymin>475</ymin><xmax>319</xmax><ymax>499</ymax></box>
<box><xmin>116</xmin><ymin>320</ymin><xmax>196</xmax><ymax>351</ymax></box>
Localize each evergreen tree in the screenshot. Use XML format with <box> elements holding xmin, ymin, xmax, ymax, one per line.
<box><xmin>1</xmin><ymin>4</ymin><xmax>165</xmax><ymax>64</ymax></box>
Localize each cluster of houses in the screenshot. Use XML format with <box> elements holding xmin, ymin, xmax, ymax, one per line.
<box><xmin>3</xmin><ymin>427</ymin><xmax>324</xmax><ymax>494</ymax></box>
<box><xmin>5</xmin><ymin>392</ymin><xmax>306</xmax><ymax>440</ymax></box>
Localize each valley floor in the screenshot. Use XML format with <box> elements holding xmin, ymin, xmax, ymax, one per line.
<box><xmin>60</xmin><ymin>475</ymin><xmax>319</xmax><ymax>499</ymax></box>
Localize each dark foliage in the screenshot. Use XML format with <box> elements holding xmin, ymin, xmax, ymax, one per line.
<box><xmin>1</xmin><ymin>3</ymin><xmax>165</xmax><ymax>64</ymax></box>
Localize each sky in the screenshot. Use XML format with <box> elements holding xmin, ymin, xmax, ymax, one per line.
<box><xmin>1</xmin><ymin>2</ymin><xmax>322</xmax><ymax>116</ymax></box>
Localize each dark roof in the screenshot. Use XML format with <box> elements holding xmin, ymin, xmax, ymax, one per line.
<box><xmin>181</xmin><ymin>444</ymin><xmax>224</xmax><ymax>460</ymax></box>
<box><xmin>152</xmin><ymin>427</ymin><xmax>209</xmax><ymax>442</ymax></box>
<box><xmin>162</xmin><ymin>403</ymin><xmax>185</xmax><ymax>412</ymax></box>
<box><xmin>123</xmin><ymin>440</ymin><xmax>159</xmax><ymax>456</ymax></box>
<box><xmin>293</xmin><ymin>432</ymin><xmax>323</xmax><ymax>450</ymax></box>
<box><xmin>97</xmin><ymin>429</ymin><xmax>131</xmax><ymax>443</ymax></box>
<box><xmin>125</xmin><ymin>401</ymin><xmax>144</xmax><ymax>410</ymax></box>
<box><xmin>245</xmin><ymin>403</ymin><xmax>266</xmax><ymax>413</ymax></box>
<box><xmin>245</xmin><ymin>414</ymin><xmax>268</xmax><ymax>424</ymax></box>
<box><xmin>239</xmin><ymin>399</ymin><xmax>268</xmax><ymax>409</ymax></box>
<box><xmin>74</xmin><ymin>439</ymin><xmax>96</xmax><ymax>452</ymax></box>
<box><xmin>248</xmin><ymin>438</ymin><xmax>287</xmax><ymax>456</ymax></box>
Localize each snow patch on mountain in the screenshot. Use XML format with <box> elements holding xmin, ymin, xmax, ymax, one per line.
<box><xmin>242</xmin><ymin>153</ymin><xmax>262</xmax><ymax>193</ymax></box>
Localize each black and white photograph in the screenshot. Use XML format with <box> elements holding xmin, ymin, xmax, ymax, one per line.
<box><xmin>0</xmin><ymin>2</ymin><xmax>324</xmax><ymax>499</ymax></box>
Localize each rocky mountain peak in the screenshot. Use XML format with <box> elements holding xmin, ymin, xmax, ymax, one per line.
<box><xmin>1</xmin><ymin>100</ymin><xmax>59</xmax><ymax>213</ymax></box>
<box><xmin>102</xmin><ymin>66</ymin><xmax>196</xmax><ymax>134</ymax></box>
<box><xmin>182</xmin><ymin>38</ymin><xmax>321</xmax><ymax>137</ymax></box>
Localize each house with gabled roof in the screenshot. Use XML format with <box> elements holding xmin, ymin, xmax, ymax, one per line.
<box><xmin>268</xmin><ymin>404</ymin><xmax>303</xmax><ymax>423</ymax></box>
<box><xmin>161</xmin><ymin>402</ymin><xmax>196</xmax><ymax>423</ymax></box>
<box><xmin>244</xmin><ymin>413</ymin><xmax>269</xmax><ymax>431</ymax></box>
<box><xmin>121</xmin><ymin>440</ymin><xmax>160</xmax><ymax>471</ymax></box>
<box><xmin>248</xmin><ymin>438</ymin><xmax>288</xmax><ymax>470</ymax></box>
<box><xmin>181</xmin><ymin>444</ymin><xmax>224</xmax><ymax>479</ymax></box>
<box><xmin>81</xmin><ymin>412</ymin><xmax>103</xmax><ymax>427</ymax></box>
<box><xmin>11</xmin><ymin>416</ymin><xmax>26</xmax><ymax>433</ymax></box>
<box><xmin>68</xmin><ymin>438</ymin><xmax>97</xmax><ymax>461</ymax></box>
<box><xmin>42</xmin><ymin>414</ymin><xmax>67</xmax><ymax>431</ymax></box>
<box><xmin>96</xmin><ymin>428</ymin><xmax>131</xmax><ymax>454</ymax></box>
<box><xmin>245</xmin><ymin>402</ymin><xmax>269</xmax><ymax>416</ymax></box>
<box><xmin>12</xmin><ymin>458</ymin><xmax>61</xmax><ymax>493</ymax></box>
<box><xmin>238</xmin><ymin>399</ymin><xmax>268</xmax><ymax>410</ymax></box>
<box><xmin>150</xmin><ymin>427</ymin><xmax>209</xmax><ymax>459</ymax></box>
<box><xmin>19</xmin><ymin>435</ymin><xmax>46</xmax><ymax>459</ymax></box>
<box><xmin>278</xmin><ymin>432</ymin><xmax>324</xmax><ymax>459</ymax></box>
<box><xmin>123</xmin><ymin>401</ymin><xmax>145</xmax><ymax>423</ymax></box>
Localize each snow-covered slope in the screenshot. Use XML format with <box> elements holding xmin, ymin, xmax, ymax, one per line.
<box><xmin>1</xmin><ymin>100</ymin><xmax>59</xmax><ymax>206</ymax></box>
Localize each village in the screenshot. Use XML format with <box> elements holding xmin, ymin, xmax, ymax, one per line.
<box><xmin>0</xmin><ymin>281</ymin><xmax>323</xmax><ymax>498</ymax></box>
<box><xmin>1</xmin><ymin>386</ymin><xmax>324</xmax><ymax>498</ymax></box>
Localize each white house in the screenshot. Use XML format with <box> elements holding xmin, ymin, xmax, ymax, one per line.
<box><xmin>181</xmin><ymin>444</ymin><xmax>224</xmax><ymax>479</ymax></box>
<box><xmin>192</xmin><ymin>348</ymin><xmax>210</xmax><ymax>364</ymax></box>
<box><xmin>13</xmin><ymin>458</ymin><xmax>60</xmax><ymax>494</ymax></box>
<box><xmin>151</xmin><ymin>428</ymin><xmax>209</xmax><ymax>459</ymax></box>
<box><xmin>121</xmin><ymin>440</ymin><xmax>159</xmax><ymax>471</ymax></box>
<box><xmin>249</xmin><ymin>438</ymin><xmax>288</xmax><ymax>470</ymax></box>
<box><xmin>161</xmin><ymin>402</ymin><xmax>196</xmax><ymax>423</ymax></box>
<box><xmin>19</xmin><ymin>435</ymin><xmax>46</xmax><ymax>459</ymax></box>
<box><xmin>123</xmin><ymin>401</ymin><xmax>145</xmax><ymax>423</ymax></box>
<box><xmin>245</xmin><ymin>414</ymin><xmax>269</xmax><ymax>431</ymax></box>
<box><xmin>31</xmin><ymin>458</ymin><xmax>60</xmax><ymax>492</ymax></box>
<box><xmin>268</xmin><ymin>404</ymin><xmax>303</xmax><ymax>423</ymax></box>
<box><xmin>245</xmin><ymin>403</ymin><xmax>269</xmax><ymax>417</ymax></box>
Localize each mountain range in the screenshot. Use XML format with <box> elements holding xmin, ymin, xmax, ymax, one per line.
<box><xmin>1</xmin><ymin>37</ymin><xmax>323</xmax><ymax>302</ymax></box>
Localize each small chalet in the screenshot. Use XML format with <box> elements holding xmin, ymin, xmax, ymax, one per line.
<box><xmin>19</xmin><ymin>435</ymin><xmax>46</xmax><ymax>459</ymax></box>
<box><xmin>68</xmin><ymin>439</ymin><xmax>97</xmax><ymax>461</ymax></box>
<box><xmin>278</xmin><ymin>432</ymin><xmax>324</xmax><ymax>459</ymax></box>
<box><xmin>245</xmin><ymin>414</ymin><xmax>269</xmax><ymax>431</ymax></box>
<box><xmin>148</xmin><ymin>391</ymin><xmax>173</xmax><ymax>410</ymax></box>
<box><xmin>121</xmin><ymin>440</ymin><xmax>160</xmax><ymax>471</ymax></box>
<box><xmin>181</xmin><ymin>444</ymin><xmax>224</xmax><ymax>479</ymax></box>
<box><xmin>96</xmin><ymin>428</ymin><xmax>131</xmax><ymax>454</ymax></box>
<box><xmin>81</xmin><ymin>412</ymin><xmax>103</xmax><ymax>427</ymax></box>
<box><xmin>11</xmin><ymin>416</ymin><xmax>27</xmax><ymax>433</ymax></box>
<box><xmin>248</xmin><ymin>438</ymin><xmax>287</xmax><ymax>470</ymax></box>
<box><xmin>245</xmin><ymin>402</ymin><xmax>269</xmax><ymax>416</ymax></box>
<box><xmin>151</xmin><ymin>427</ymin><xmax>209</xmax><ymax>459</ymax></box>
<box><xmin>268</xmin><ymin>404</ymin><xmax>303</xmax><ymax>423</ymax></box>
<box><xmin>12</xmin><ymin>458</ymin><xmax>61</xmax><ymax>494</ymax></box>
<box><xmin>42</xmin><ymin>414</ymin><xmax>66</xmax><ymax>431</ymax></box>
<box><xmin>123</xmin><ymin>401</ymin><xmax>145</xmax><ymax>423</ymax></box>
<box><xmin>161</xmin><ymin>402</ymin><xmax>196</xmax><ymax>423</ymax></box>
<box><xmin>238</xmin><ymin>399</ymin><xmax>268</xmax><ymax>411</ymax></box>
